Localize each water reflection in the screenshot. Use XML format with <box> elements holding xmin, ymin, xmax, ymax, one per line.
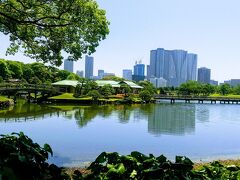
<box><xmin>0</xmin><ymin>101</ymin><xmax>202</xmax><ymax>136</ymax></box>
<box><xmin>147</xmin><ymin>104</ymin><xmax>196</xmax><ymax>136</ymax></box>
<box><xmin>0</xmin><ymin>99</ymin><xmax>59</xmax><ymax>122</ymax></box>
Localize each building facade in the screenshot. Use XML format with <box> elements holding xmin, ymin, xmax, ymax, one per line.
<box><xmin>122</xmin><ymin>69</ymin><xmax>132</xmax><ymax>80</ymax></box>
<box><xmin>64</xmin><ymin>58</ymin><xmax>74</xmax><ymax>73</ymax></box>
<box><xmin>210</xmin><ymin>80</ymin><xmax>218</xmax><ymax>86</ymax></box>
<box><xmin>133</xmin><ymin>63</ymin><xmax>145</xmax><ymax>82</ymax></box>
<box><xmin>150</xmin><ymin>77</ymin><xmax>167</xmax><ymax>88</ymax></box>
<box><xmin>85</xmin><ymin>55</ymin><xmax>94</xmax><ymax>79</ymax></box>
<box><xmin>98</xmin><ymin>70</ymin><xmax>104</xmax><ymax>79</ymax></box>
<box><xmin>149</xmin><ymin>48</ymin><xmax>197</xmax><ymax>87</ymax></box>
<box><xmin>76</xmin><ymin>70</ymin><xmax>84</xmax><ymax>77</ymax></box>
<box><xmin>197</xmin><ymin>67</ymin><xmax>211</xmax><ymax>84</ymax></box>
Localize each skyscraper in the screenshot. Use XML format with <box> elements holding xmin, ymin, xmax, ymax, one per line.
<box><xmin>133</xmin><ymin>63</ymin><xmax>145</xmax><ymax>82</ymax></box>
<box><xmin>149</xmin><ymin>48</ymin><xmax>197</xmax><ymax>87</ymax></box>
<box><xmin>64</xmin><ymin>58</ymin><xmax>74</xmax><ymax>73</ymax></box>
<box><xmin>134</xmin><ymin>63</ymin><xmax>145</xmax><ymax>76</ymax></box>
<box><xmin>122</xmin><ymin>69</ymin><xmax>132</xmax><ymax>80</ymax></box>
<box><xmin>197</xmin><ymin>67</ymin><xmax>211</xmax><ymax>84</ymax></box>
<box><xmin>85</xmin><ymin>55</ymin><xmax>94</xmax><ymax>79</ymax></box>
<box><xmin>98</xmin><ymin>69</ymin><xmax>104</xmax><ymax>79</ymax></box>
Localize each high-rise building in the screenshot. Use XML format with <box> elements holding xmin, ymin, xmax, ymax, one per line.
<box><xmin>85</xmin><ymin>55</ymin><xmax>94</xmax><ymax>79</ymax></box>
<box><xmin>197</xmin><ymin>67</ymin><xmax>211</xmax><ymax>84</ymax></box>
<box><xmin>76</xmin><ymin>70</ymin><xmax>84</xmax><ymax>77</ymax></box>
<box><xmin>122</xmin><ymin>69</ymin><xmax>132</xmax><ymax>80</ymax></box>
<box><xmin>210</xmin><ymin>80</ymin><xmax>218</xmax><ymax>86</ymax></box>
<box><xmin>98</xmin><ymin>70</ymin><xmax>104</xmax><ymax>79</ymax></box>
<box><xmin>150</xmin><ymin>77</ymin><xmax>167</xmax><ymax>88</ymax></box>
<box><xmin>149</xmin><ymin>48</ymin><xmax>197</xmax><ymax>87</ymax></box>
<box><xmin>134</xmin><ymin>63</ymin><xmax>145</xmax><ymax>76</ymax></box>
<box><xmin>230</xmin><ymin>79</ymin><xmax>240</xmax><ymax>87</ymax></box>
<box><xmin>64</xmin><ymin>58</ymin><xmax>74</xmax><ymax>73</ymax></box>
<box><xmin>133</xmin><ymin>63</ymin><xmax>145</xmax><ymax>82</ymax></box>
<box><xmin>146</xmin><ymin>65</ymin><xmax>150</xmax><ymax>80</ymax></box>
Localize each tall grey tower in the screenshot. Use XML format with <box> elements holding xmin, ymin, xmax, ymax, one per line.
<box><xmin>197</xmin><ymin>67</ymin><xmax>211</xmax><ymax>84</ymax></box>
<box><xmin>64</xmin><ymin>58</ymin><xmax>74</xmax><ymax>73</ymax></box>
<box><xmin>85</xmin><ymin>55</ymin><xmax>94</xmax><ymax>79</ymax></box>
<box><xmin>149</xmin><ymin>48</ymin><xmax>197</xmax><ymax>87</ymax></box>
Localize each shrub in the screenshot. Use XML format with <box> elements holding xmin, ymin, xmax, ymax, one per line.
<box><xmin>0</xmin><ymin>132</ymin><xmax>69</xmax><ymax>180</ymax></box>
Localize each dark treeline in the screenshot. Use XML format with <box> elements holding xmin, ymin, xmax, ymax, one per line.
<box><xmin>0</xmin><ymin>58</ymin><xmax>78</xmax><ymax>84</ymax></box>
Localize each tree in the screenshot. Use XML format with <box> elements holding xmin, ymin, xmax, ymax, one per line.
<box><xmin>57</xmin><ymin>70</ymin><xmax>71</xmax><ymax>80</ymax></box>
<box><xmin>120</xmin><ymin>84</ymin><xmax>131</xmax><ymax>96</ymax></box>
<box><xmin>102</xmin><ymin>76</ymin><xmax>124</xmax><ymax>81</ymax></box>
<box><xmin>7</xmin><ymin>61</ymin><xmax>23</xmax><ymax>79</ymax></box>
<box><xmin>0</xmin><ymin>59</ymin><xmax>11</xmax><ymax>79</ymax></box>
<box><xmin>22</xmin><ymin>64</ymin><xmax>34</xmax><ymax>83</ymax></box>
<box><xmin>0</xmin><ymin>0</ymin><xmax>109</xmax><ymax>66</ymax></box>
<box><xmin>138</xmin><ymin>81</ymin><xmax>157</xmax><ymax>95</ymax></box>
<box><xmin>66</xmin><ymin>73</ymin><xmax>80</xmax><ymax>81</ymax></box>
<box><xmin>87</xmin><ymin>90</ymin><xmax>101</xmax><ymax>101</ymax></box>
<box><xmin>100</xmin><ymin>84</ymin><xmax>115</xmax><ymax>97</ymax></box>
<box><xmin>233</xmin><ymin>85</ymin><xmax>240</xmax><ymax>95</ymax></box>
<box><xmin>219</xmin><ymin>83</ymin><xmax>231</xmax><ymax>95</ymax></box>
<box><xmin>139</xmin><ymin>90</ymin><xmax>152</xmax><ymax>103</ymax></box>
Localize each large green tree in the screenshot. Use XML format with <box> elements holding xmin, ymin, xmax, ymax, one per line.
<box><xmin>0</xmin><ymin>0</ymin><xmax>109</xmax><ymax>66</ymax></box>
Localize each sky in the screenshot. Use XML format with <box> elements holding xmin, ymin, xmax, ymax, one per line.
<box><xmin>1</xmin><ymin>0</ymin><xmax>240</xmax><ymax>82</ymax></box>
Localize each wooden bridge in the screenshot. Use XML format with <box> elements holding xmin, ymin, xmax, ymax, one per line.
<box><xmin>0</xmin><ymin>84</ymin><xmax>59</xmax><ymax>102</ymax></box>
<box><xmin>154</xmin><ymin>95</ymin><xmax>240</xmax><ymax>104</ymax></box>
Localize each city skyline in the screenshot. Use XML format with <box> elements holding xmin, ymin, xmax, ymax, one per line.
<box><xmin>1</xmin><ymin>0</ymin><xmax>240</xmax><ymax>82</ymax></box>
<box><xmin>149</xmin><ymin>48</ymin><xmax>197</xmax><ymax>87</ymax></box>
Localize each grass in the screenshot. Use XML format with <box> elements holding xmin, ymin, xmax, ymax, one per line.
<box><xmin>49</xmin><ymin>93</ymin><xmax>92</xmax><ymax>100</ymax></box>
<box><xmin>209</xmin><ymin>94</ymin><xmax>240</xmax><ymax>99</ymax></box>
<box><xmin>194</xmin><ymin>159</ymin><xmax>240</xmax><ymax>170</ymax></box>
<box><xmin>0</xmin><ymin>96</ymin><xmax>10</xmax><ymax>102</ymax></box>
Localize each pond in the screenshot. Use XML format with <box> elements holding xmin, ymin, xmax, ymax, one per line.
<box><xmin>1</xmin><ymin>100</ymin><xmax>240</xmax><ymax>167</ymax></box>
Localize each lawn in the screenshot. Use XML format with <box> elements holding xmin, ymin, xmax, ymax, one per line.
<box><xmin>209</xmin><ymin>94</ymin><xmax>240</xmax><ymax>99</ymax></box>
<box><xmin>49</xmin><ymin>93</ymin><xmax>92</xmax><ymax>100</ymax></box>
<box><xmin>0</xmin><ymin>96</ymin><xmax>10</xmax><ymax>102</ymax></box>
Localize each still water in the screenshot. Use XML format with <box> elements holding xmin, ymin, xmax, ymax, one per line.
<box><xmin>1</xmin><ymin>100</ymin><xmax>240</xmax><ymax>167</ymax></box>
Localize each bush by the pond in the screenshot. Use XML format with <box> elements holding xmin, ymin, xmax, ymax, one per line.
<box><xmin>1</xmin><ymin>132</ymin><xmax>240</xmax><ymax>179</ymax></box>
<box><xmin>0</xmin><ymin>132</ymin><xmax>68</xmax><ymax>180</ymax></box>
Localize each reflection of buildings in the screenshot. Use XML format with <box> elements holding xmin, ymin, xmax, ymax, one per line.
<box><xmin>148</xmin><ymin>104</ymin><xmax>196</xmax><ymax>135</ymax></box>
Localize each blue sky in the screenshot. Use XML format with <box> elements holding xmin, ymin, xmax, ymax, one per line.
<box><xmin>1</xmin><ymin>0</ymin><xmax>240</xmax><ymax>82</ymax></box>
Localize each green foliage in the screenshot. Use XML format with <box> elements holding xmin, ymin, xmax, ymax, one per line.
<box><xmin>219</xmin><ymin>83</ymin><xmax>232</xmax><ymax>95</ymax></box>
<box><xmin>1</xmin><ymin>133</ymin><xmax>240</xmax><ymax>180</ymax></box>
<box><xmin>233</xmin><ymin>85</ymin><xmax>240</xmax><ymax>95</ymax></box>
<box><xmin>57</xmin><ymin>70</ymin><xmax>71</xmax><ymax>81</ymax></box>
<box><xmin>0</xmin><ymin>59</ymin><xmax>11</xmax><ymax>79</ymax></box>
<box><xmin>87</xmin><ymin>90</ymin><xmax>101</xmax><ymax>101</ymax></box>
<box><xmin>139</xmin><ymin>90</ymin><xmax>152</xmax><ymax>102</ymax></box>
<box><xmin>86</xmin><ymin>151</ymin><xmax>195</xmax><ymax>179</ymax></box>
<box><xmin>138</xmin><ymin>80</ymin><xmax>157</xmax><ymax>94</ymax></box>
<box><xmin>7</xmin><ymin>61</ymin><xmax>23</xmax><ymax>79</ymax></box>
<box><xmin>102</xmin><ymin>76</ymin><xmax>124</xmax><ymax>81</ymax></box>
<box><xmin>99</xmin><ymin>84</ymin><xmax>115</xmax><ymax>97</ymax></box>
<box><xmin>0</xmin><ymin>132</ymin><xmax>68</xmax><ymax>179</ymax></box>
<box><xmin>120</xmin><ymin>84</ymin><xmax>131</xmax><ymax>95</ymax></box>
<box><xmin>66</xmin><ymin>73</ymin><xmax>80</xmax><ymax>81</ymax></box>
<box><xmin>0</xmin><ymin>0</ymin><xmax>109</xmax><ymax>66</ymax></box>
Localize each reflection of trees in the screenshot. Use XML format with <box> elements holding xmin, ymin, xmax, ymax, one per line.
<box><xmin>0</xmin><ymin>99</ymin><xmax>59</xmax><ymax>122</ymax></box>
<box><xmin>148</xmin><ymin>104</ymin><xmax>196</xmax><ymax>136</ymax></box>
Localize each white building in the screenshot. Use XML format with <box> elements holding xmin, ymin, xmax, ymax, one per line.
<box><xmin>150</xmin><ymin>77</ymin><xmax>167</xmax><ymax>88</ymax></box>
